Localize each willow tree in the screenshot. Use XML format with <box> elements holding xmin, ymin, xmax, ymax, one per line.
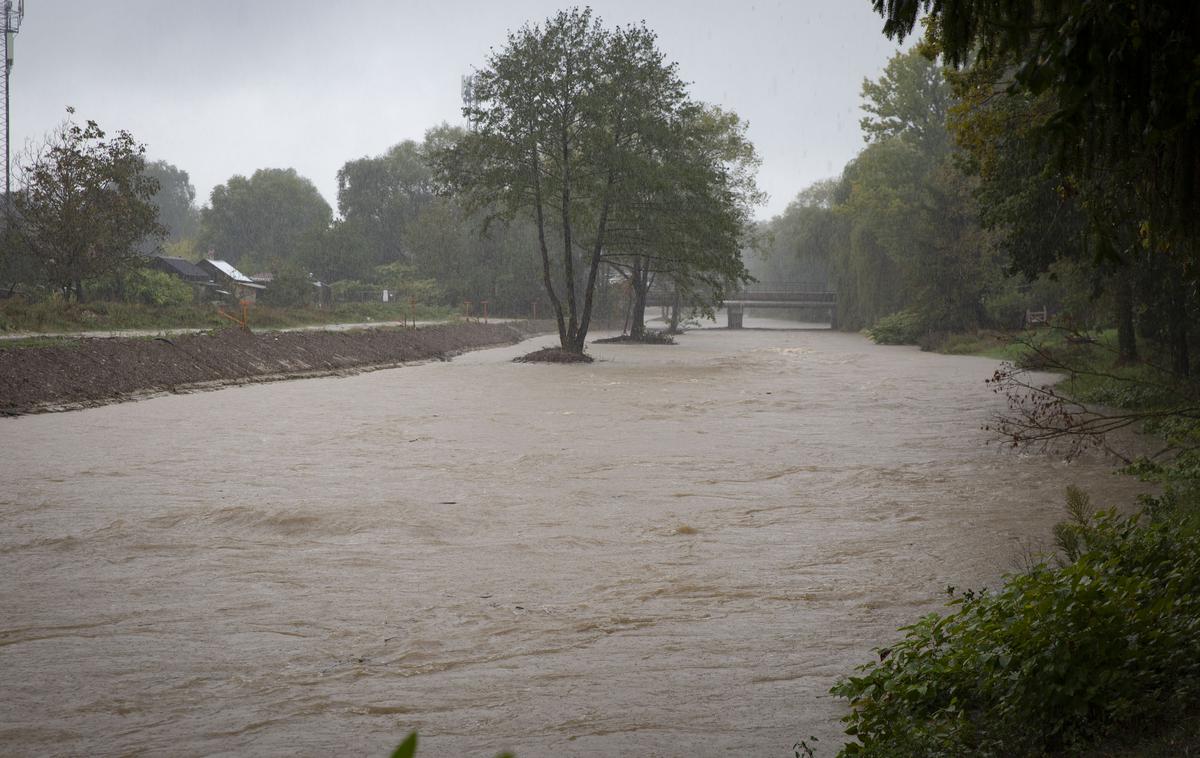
<box><xmin>435</xmin><ymin>8</ymin><xmax>687</xmax><ymax>353</ymax></box>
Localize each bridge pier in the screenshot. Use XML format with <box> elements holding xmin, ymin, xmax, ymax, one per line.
<box><xmin>726</xmin><ymin>304</ymin><xmax>744</xmax><ymax>329</ymax></box>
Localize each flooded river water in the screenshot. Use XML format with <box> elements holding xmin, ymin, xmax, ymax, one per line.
<box><xmin>0</xmin><ymin>322</ymin><xmax>1145</xmax><ymax>756</ymax></box>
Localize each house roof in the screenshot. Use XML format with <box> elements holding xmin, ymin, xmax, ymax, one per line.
<box><xmin>203</xmin><ymin>259</ymin><xmax>256</xmax><ymax>285</ymax></box>
<box><xmin>152</xmin><ymin>256</ymin><xmax>209</xmax><ymax>280</ymax></box>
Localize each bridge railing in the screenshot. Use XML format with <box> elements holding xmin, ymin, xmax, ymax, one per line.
<box><xmin>740</xmin><ymin>281</ymin><xmax>833</xmax><ymax>294</ymax></box>
<box><xmin>730</xmin><ymin>290</ymin><xmax>836</xmax><ymax>303</ymax></box>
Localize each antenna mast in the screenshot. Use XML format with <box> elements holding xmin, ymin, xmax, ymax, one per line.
<box><xmin>461</xmin><ymin>74</ymin><xmax>475</xmax><ymax>130</ymax></box>
<box><xmin>3</xmin><ymin>0</ymin><xmax>25</xmax><ymax>203</ymax></box>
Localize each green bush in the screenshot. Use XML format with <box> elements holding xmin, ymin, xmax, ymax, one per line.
<box><xmin>832</xmin><ymin>491</ymin><xmax>1200</xmax><ymax>757</ymax></box>
<box><xmin>122</xmin><ymin>269</ymin><xmax>194</xmax><ymax>307</ymax></box>
<box><xmin>260</xmin><ymin>266</ymin><xmax>314</xmax><ymax>308</ymax></box>
<box><xmin>865</xmin><ymin>309</ymin><xmax>925</xmax><ymax>345</ymax></box>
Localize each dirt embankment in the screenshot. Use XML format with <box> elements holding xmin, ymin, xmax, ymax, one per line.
<box><xmin>0</xmin><ymin>321</ymin><xmax>546</xmax><ymax>416</ymax></box>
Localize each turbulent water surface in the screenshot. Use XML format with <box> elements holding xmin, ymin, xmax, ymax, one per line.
<box><xmin>0</xmin><ymin>320</ymin><xmax>1144</xmax><ymax>756</ymax></box>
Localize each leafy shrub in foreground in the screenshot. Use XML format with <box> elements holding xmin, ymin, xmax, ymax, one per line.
<box><xmin>832</xmin><ymin>493</ymin><xmax>1200</xmax><ymax>757</ymax></box>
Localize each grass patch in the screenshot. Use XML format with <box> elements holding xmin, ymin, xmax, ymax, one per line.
<box><xmin>0</xmin><ymin>336</ymin><xmax>83</xmax><ymax>350</ymax></box>
<box><xmin>0</xmin><ymin>298</ymin><xmax>457</xmax><ymax>334</ymax></box>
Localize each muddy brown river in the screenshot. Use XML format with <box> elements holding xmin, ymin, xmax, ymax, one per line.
<box><xmin>0</xmin><ymin>322</ymin><xmax>1145</xmax><ymax>756</ymax></box>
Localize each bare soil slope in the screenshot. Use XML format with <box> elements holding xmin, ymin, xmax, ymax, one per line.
<box><xmin>0</xmin><ymin>322</ymin><xmax>539</xmax><ymax>415</ymax></box>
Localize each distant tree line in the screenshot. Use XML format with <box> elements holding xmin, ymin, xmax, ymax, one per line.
<box><xmin>751</xmin><ymin>49</ymin><xmax>1065</xmax><ymax>337</ymax></box>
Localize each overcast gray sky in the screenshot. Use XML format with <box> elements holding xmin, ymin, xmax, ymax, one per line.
<box><xmin>14</xmin><ymin>1</ymin><xmax>901</xmax><ymax>220</ymax></box>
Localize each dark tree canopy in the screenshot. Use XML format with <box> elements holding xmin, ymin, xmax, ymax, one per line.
<box><xmin>198</xmin><ymin>168</ymin><xmax>331</xmax><ymax>268</ymax></box>
<box><xmin>871</xmin><ymin>0</ymin><xmax>1200</xmax><ymax>233</ymax></box>
<box><xmin>336</xmin><ymin>140</ymin><xmax>435</xmax><ymax>266</ymax></box>
<box><xmin>13</xmin><ymin>110</ymin><xmax>164</xmax><ymax>301</ymax></box>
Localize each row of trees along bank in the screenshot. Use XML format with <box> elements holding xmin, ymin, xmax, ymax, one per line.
<box><xmin>0</xmin><ymin>115</ymin><xmax>554</xmax><ymax>316</ymax></box>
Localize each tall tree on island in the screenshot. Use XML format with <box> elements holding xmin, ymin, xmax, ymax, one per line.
<box><xmin>434</xmin><ymin>8</ymin><xmax>691</xmax><ymax>353</ymax></box>
<box><xmin>603</xmin><ymin>103</ymin><xmax>763</xmax><ymax>338</ymax></box>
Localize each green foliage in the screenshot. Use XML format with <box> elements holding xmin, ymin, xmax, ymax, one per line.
<box><xmin>337</xmin><ymin>139</ymin><xmax>434</xmax><ymax>266</ymax></box>
<box><xmin>865</xmin><ymin>309</ymin><xmax>924</xmax><ymax>345</ymax></box>
<box><xmin>299</xmin><ymin>220</ymin><xmax>376</xmax><ymax>285</ymax></box>
<box><xmin>609</xmin><ymin>102</ymin><xmax>761</xmax><ymax>334</ymax></box>
<box><xmin>860</xmin><ymin>47</ymin><xmax>952</xmax><ymax>155</ymax></box>
<box><xmin>259</xmin><ymin>266</ymin><xmax>314</xmax><ymax>308</ymax></box>
<box><xmin>832</xmin><ymin>493</ymin><xmax>1200</xmax><ymax>757</ymax></box>
<box><xmin>389</xmin><ymin>731</ymin><xmax>514</xmax><ymax>758</ymax></box>
<box><xmin>330</xmin><ymin>262</ymin><xmax>443</xmax><ymax>308</ymax></box>
<box><xmin>13</xmin><ymin>108</ymin><xmax>165</xmax><ymax>301</ymax></box>
<box><xmin>752</xmin><ymin>48</ymin><xmax>1008</xmax><ymax>336</ymax></box>
<box><xmin>390</xmin><ymin>732</ymin><xmax>417</xmax><ymax>758</ymax></box>
<box><xmin>118</xmin><ymin>268</ymin><xmax>193</xmax><ymax>307</ymax></box>
<box><xmin>744</xmin><ymin>180</ymin><xmax>838</xmax><ymax>288</ymax></box>
<box><xmin>440</xmin><ymin>8</ymin><xmax>733</xmax><ymax>351</ymax></box>
<box><xmin>372</xmin><ymin>262</ymin><xmax>442</xmax><ymax>304</ymax></box>
<box><xmin>0</xmin><ymin>296</ymin><xmax>455</xmax><ymax>334</ymax></box>
<box><xmin>198</xmin><ymin>167</ymin><xmax>331</xmax><ymax>267</ymax></box>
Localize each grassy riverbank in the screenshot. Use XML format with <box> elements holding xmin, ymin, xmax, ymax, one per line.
<box><xmin>832</xmin><ymin>327</ymin><xmax>1200</xmax><ymax>757</ymax></box>
<box><xmin>0</xmin><ymin>298</ymin><xmax>459</xmax><ymax>334</ymax></box>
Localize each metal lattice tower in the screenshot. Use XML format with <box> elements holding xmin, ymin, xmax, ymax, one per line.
<box><xmin>461</xmin><ymin>74</ymin><xmax>475</xmax><ymax>130</ymax></box>
<box><xmin>2</xmin><ymin>0</ymin><xmax>25</xmax><ymax>203</ymax></box>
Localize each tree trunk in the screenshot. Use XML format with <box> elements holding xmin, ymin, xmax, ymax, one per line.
<box><xmin>1168</xmin><ymin>280</ymin><xmax>1190</xmax><ymax>377</ymax></box>
<box><xmin>1115</xmin><ymin>274</ymin><xmax>1138</xmax><ymax>364</ymax></box>
<box><xmin>73</xmin><ymin>279</ymin><xmax>84</xmax><ymax>302</ymax></box>
<box><xmin>531</xmin><ymin>156</ymin><xmax>568</xmax><ymax>347</ymax></box>
<box><xmin>572</xmin><ymin>172</ymin><xmax>617</xmax><ymax>353</ymax></box>
<box><xmin>668</xmin><ymin>285</ymin><xmax>682</xmax><ymax>334</ymax></box>
<box><xmin>629</xmin><ymin>257</ymin><xmax>649</xmax><ymax>339</ymax></box>
<box><xmin>560</xmin><ymin>116</ymin><xmax>579</xmax><ymax>350</ymax></box>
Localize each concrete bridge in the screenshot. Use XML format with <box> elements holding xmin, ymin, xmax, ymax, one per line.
<box><xmin>647</xmin><ymin>283</ymin><xmax>838</xmax><ymax>328</ymax></box>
